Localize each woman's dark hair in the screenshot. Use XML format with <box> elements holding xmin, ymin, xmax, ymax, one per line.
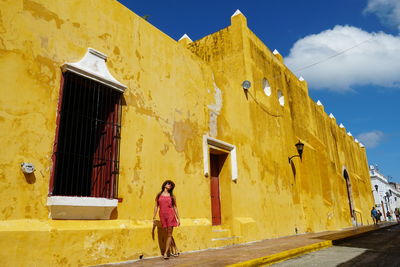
<box><xmin>156</xmin><ymin>180</ymin><xmax>176</xmax><ymax>206</ymax></box>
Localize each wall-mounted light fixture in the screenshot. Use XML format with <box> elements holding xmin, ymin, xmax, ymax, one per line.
<box><xmin>21</xmin><ymin>162</ymin><xmax>35</xmax><ymax>174</ymax></box>
<box><xmin>374</xmin><ymin>184</ymin><xmax>378</xmax><ymax>192</ymax></box>
<box><xmin>288</xmin><ymin>141</ymin><xmax>304</xmax><ymax>164</ymax></box>
<box><xmin>241</xmin><ymin>80</ymin><xmax>251</xmax><ymax>91</ymax></box>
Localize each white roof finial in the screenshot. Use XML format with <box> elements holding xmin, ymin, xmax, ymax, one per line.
<box><xmin>273</xmin><ymin>49</ymin><xmax>280</xmax><ymax>55</ymax></box>
<box><xmin>232</xmin><ymin>9</ymin><xmax>242</xmax><ymax>17</ymax></box>
<box><xmin>355</xmin><ymin>138</ymin><xmax>359</xmax><ymax>143</ymax></box>
<box><xmin>359</xmin><ymin>143</ymin><xmax>365</xmax><ymax>148</ymax></box>
<box><xmin>179</xmin><ymin>34</ymin><xmax>192</xmax><ymax>42</ymax></box>
<box><xmin>329</xmin><ymin>113</ymin><xmax>335</xmax><ymax>119</ymax></box>
<box><xmin>316</xmin><ymin>100</ymin><xmax>323</xmax><ymax>106</ymax></box>
<box><xmin>339</xmin><ymin>123</ymin><xmax>345</xmax><ymax>128</ymax></box>
<box><xmin>347</xmin><ymin>132</ymin><xmax>353</xmax><ymax>137</ymax></box>
<box><xmin>299</xmin><ymin>76</ymin><xmax>305</xmax><ymax>81</ymax></box>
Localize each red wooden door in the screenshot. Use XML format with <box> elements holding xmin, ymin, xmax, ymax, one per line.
<box><xmin>210</xmin><ymin>154</ymin><xmax>221</xmax><ymax>225</ymax></box>
<box><xmin>91</xmin><ymin>88</ymin><xmax>119</xmax><ymax>198</ymax></box>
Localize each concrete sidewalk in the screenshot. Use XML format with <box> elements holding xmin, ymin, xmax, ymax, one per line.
<box><xmin>97</xmin><ymin>222</ymin><xmax>397</xmax><ymax>267</ymax></box>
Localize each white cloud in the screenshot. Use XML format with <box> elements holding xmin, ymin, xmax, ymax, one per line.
<box><xmin>284</xmin><ymin>25</ymin><xmax>400</xmax><ymax>91</ymax></box>
<box><xmin>364</xmin><ymin>0</ymin><xmax>400</xmax><ymax>32</ymax></box>
<box><xmin>357</xmin><ymin>131</ymin><xmax>385</xmax><ymax>148</ymax></box>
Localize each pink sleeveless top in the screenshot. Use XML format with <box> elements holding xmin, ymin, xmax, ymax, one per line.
<box><xmin>158</xmin><ymin>195</ymin><xmax>178</xmax><ymax>228</ymax></box>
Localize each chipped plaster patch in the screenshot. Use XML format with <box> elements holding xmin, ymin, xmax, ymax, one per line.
<box><xmin>160</xmin><ymin>144</ymin><xmax>169</xmax><ymax>155</ymax></box>
<box><xmin>207</xmin><ymin>83</ymin><xmax>222</xmax><ymax>138</ymax></box>
<box><xmin>85</xmin><ymin>235</ymin><xmax>114</xmax><ymax>259</ymax></box>
<box><xmin>136</xmin><ymin>136</ymin><xmax>143</xmax><ymax>153</ymax></box>
<box><xmin>23</xmin><ymin>0</ymin><xmax>64</xmax><ymax>29</ymax></box>
<box><xmin>173</xmin><ymin>120</ymin><xmax>194</xmax><ymax>152</ymax></box>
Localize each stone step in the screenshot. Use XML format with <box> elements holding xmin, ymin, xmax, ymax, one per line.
<box><xmin>211</xmin><ymin>228</ymin><xmax>231</xmax><ymax>239</ymax></box>
<box><xmin>210</xmin><ymin>235</ymin><xmax>241</xmax><ymax>248</ymax></box>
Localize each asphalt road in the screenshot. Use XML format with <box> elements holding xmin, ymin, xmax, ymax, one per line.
<box><xmin>273</xmin><ymin>224</ymin><xmax>400</xmax><ymax>267</ymax></box>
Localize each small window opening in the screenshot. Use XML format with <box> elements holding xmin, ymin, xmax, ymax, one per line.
<box><xmin>262</xmin><ymin>78</ymin><xmax>271</xmax><ymax>96</ymax></box>
<box><xmin>278</xmin><ymin>90</ymin><xmax>284</xmax><ymax>106</ymax></box>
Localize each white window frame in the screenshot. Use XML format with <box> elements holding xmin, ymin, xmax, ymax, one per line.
<box><xmin>48</xmin><ymin>48</ymin><xmax>126</xmax><ymax>220</ymax></box>
<box><xmin>203</xmin><ymin>135</ymin><xmax>238</xmax><ymax>181</ymax></box>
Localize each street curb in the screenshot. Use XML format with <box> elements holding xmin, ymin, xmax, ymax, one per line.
<box><xmin>225</xmin><ymin>240</ymin><xmax>333</xmax><ymax>267</ymax></box>
<box><xmin>227</xmin><ymin>223</ymin><xmax>398</xmax><ymax>267</ymax></box>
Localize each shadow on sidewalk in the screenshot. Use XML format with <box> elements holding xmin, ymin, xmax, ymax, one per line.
<box><xmin>310</xmin><ymin>222</ymin><xmax>394</xmax><ymax>244</ymax></box>
<box><xmin>335</xmin><ymin>224</ymin><xmax>400</xmax><ymax>266</ymax></box>
<box><xmin>152</xmin><ymin>220</ymin><xmax>166</xmax><ymax>256</ymax></box>
<box><xmin>152</xmin><ymin>220</ymin><xmax>179</xmax><ymax>257</ymax></box>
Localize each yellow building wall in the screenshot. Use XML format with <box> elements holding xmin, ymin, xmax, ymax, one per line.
<box><xmin>0</xmin><ymin>1</ymin><xmax>374</xmax><ymax>266</ymax></box>
<box><xmin>187</xmin><ymin>12</ymin><xmax>374</xmax><ymax>236</ymax></box>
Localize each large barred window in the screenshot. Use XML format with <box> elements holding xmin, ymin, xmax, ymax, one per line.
<box><xmin>51</xmin><ymin>72</ymin><xmax>122</xmax><ymax>199</ymax></box>
<box><xmin>47</xmin><ymin>48</ymin><xmax>126</xmax><ymax>220</ymax></box>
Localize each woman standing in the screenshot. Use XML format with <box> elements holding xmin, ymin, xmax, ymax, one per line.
<box><xmin>153</xmin><ymin>180</ymin><xmax>180</xmax><ymax>259</ymax></box>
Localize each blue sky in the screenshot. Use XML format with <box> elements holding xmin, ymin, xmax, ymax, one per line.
<box><xmin>117</xmin><ymin>0</ymin><xmax>400</xmax><ymax>183</ymax></box>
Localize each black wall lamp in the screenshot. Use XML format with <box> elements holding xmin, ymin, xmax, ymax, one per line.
<box><xmin>374</xmin><ymin>184</ymin><xmax>378</xmax><ymax>192</ymax></box>
<box><xmin>288</xmin><ymin>141</ymin><xmax>304</xmax><ymax>164</ymax></box>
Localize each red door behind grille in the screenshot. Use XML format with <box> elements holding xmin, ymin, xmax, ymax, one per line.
<box><xmin>91</xmin><ymin>96</ymin><xmax>120</xmax><ymax>198</ymax></box>
<box><xmin>210</xmin><ymin>154</ymin><xmax>221</xmax><ymax>225</ymax></box>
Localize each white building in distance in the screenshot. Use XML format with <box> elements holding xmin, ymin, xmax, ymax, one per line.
<box><xmin>369</xmin><ymin>165</ymin><xmax>400</xmax><ymax>221</ymax></box>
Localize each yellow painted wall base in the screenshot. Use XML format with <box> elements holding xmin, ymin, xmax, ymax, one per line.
<box><xmin>0</xmin><ymin>218</ymin><xmax>260</xmax><ymax>266</ymax></box>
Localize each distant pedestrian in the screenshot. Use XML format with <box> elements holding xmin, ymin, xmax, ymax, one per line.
<box><xmin>371</xmin><ymin>207</ymin><xmax>379</xmax><ymax>225</ymax></box>
<box><xmin>152</xmin><ymin>180</ymin><xmax>180</xmax><ymax>260</ymax></box>
<box><xmin>377</xmin><ymin>210</ymin><xmax>382</xmax><ymax>222</ymax></box>
<box><xmin>394</xmin><ymin>208</ymin><xmax>400</xmax><ymax>223</ymax></box>
<box><xmin>387</xmin><ymin>211</ymin><xmax>392</xmax><ymax>221</ymax></box>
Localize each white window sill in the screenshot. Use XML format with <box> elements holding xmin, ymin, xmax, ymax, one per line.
<box><xmin>47</xmin><ymin>196</ymin><xmax>118</xmax><ymax>220</ymax></box>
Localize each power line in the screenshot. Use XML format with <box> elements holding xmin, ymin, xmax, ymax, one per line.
<box><xmin>247</xmin><ymin>90</ymin><xmax>282</xmax><ymax>117</ymax></box>
<box><xmin>293</xmin><ymin>36</ymin><xmax>374</xmax><ymax>72</ymax></box>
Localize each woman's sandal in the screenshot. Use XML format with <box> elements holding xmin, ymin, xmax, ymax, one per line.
<box><xmin>163</xmin><ymin>254</ymin><xmax>169</xmax><ymax>260</ymax></box>
<box><xmin>172</xmin><ymin>252</ymin><xmax>180</xmax><ymax>257</ymax></box>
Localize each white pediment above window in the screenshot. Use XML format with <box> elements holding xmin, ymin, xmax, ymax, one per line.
<box><xmin>61</xmin><ymin>48</ymin><xmax>127</xmax><ymax>93</ymax></box>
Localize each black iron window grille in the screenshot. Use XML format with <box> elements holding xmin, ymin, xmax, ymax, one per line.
<box><xmin>51</xmin><ymin>72</ymin><xmax>122</xmax><ymax>199</ymax></box>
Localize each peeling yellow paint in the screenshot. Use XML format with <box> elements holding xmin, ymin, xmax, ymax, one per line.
<box><xmin>23</xmin><ymin>0</ymin><xmax>64</xmax><ymax>29</ymax></box>
<box><xmin>173</xmin><ymin>120</ymin><xmax>195</xmax><ymax>152</ymax></box>
<box><xmin>160</xmin><ymin>144</ymin><xmax>169</xmax><ymax>155</ymax></box>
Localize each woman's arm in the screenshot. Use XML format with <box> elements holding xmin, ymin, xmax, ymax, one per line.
<box><xmin>173</xmin><ymin>196</ymin><xmax>180</xmax><ymax>225</ymax></box>
<box><xmin>153</xmin><ymin>200</ymin><xmax>159</xmax><ymax>221</ymax></box>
